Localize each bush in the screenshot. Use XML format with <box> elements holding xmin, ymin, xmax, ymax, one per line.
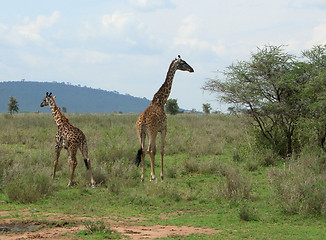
<box><xmin>222</xmin><ymin>166</ymin><xmax>251</xmax><ymax>201</ymax></box>
<box><xmin>239</xmin><ymin>201</ymin><xmax>259</xmax><ymax>221</ymax></box>
<box><xmin>84</xmin><ymin>220</ymin><xmax>106</xmax><ymax>233</ymax></box>
<box><xmin>79</xmin><ymin>220</ymin><xmax>121</xmax><ymax>239</ymax></box>
<box><xmin>271</xmin><ymin>151</ymin><xmax>326</xmax><ymax>217</ymax></box>
<box><xmin>5</xmin><ymin>169</ymin><xmax>53</xmax><ymax>203</ymax></box>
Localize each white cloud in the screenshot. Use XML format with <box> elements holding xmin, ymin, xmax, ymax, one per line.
<box><xmin>0</xmin><ymin>23</ymin><xmax>8</xmax><ymax>31</ymax></box>
<box><xmin>178</xmin><ymin>15</ymin><xmax>198</xmax><ymax>37</ymax></box>
<box><xmin>174</xmin><ymin>15</ymin><xmax>227</xmax><ymax>56</ymax></box>
<box><xmin>102</xmin><ymin>12</ymin><xmax>130</xmax><ymax>31</ymax></box>
<box><xmin>79</xmin><ymin>11</ymin><xmax>134</xmax><ymax>40</ymax></box>
<box><xmin>62</xmin><ymin>49</ymin><xmax>112</xmax><ymax>64</ymax></box>
<box><xmin>13</xmin><ymin>11</ymin><xmax>60</xmax><ymax>41</ymax></box>
<box><xmin>77</xmin><ymin>11</ymin><xmax>161</xmax><ymax>55</ymax></box>
<box><xmin>128</xmin><ymin>0</ymin><xmax>174</xmax><ymax>11</ymax></box>
<box><xmin>0</xmin><ymin>11</ymin><xmax>60</xmax><ymax>47</ymax></box>
<box><xmin>18</xmin><ymin>52</ymin><xmax>49</xmax><ymax>67</ymax></box>
<box><xmin>309</xmin><ymin>22</ymin><xmax>326</xmax><ymax>46</ymax></box>
<box><xmin>289</xmin><ymin>0</ymin><xmax>326</xmax><ymax>9</ymax></box>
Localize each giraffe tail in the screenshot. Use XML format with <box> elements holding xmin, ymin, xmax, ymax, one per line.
<box><xmin>84</xmin><ymin>159</ymin><xmax>90</xmax><ymax>170</ymax></box>
<box><xmin>135</xmin><ymin>148</ymin><xmax>142</xmax><ymax>167</ymax></box>
<box><xmin>81</xmin><ymin>139</ymin><xmax>90</xmax><ymax>170</ymax></box>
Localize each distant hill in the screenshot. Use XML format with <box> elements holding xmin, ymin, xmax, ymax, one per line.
<box><xmin>0</xmin><ymin>81</ymin><xmax>151</xmax><ymax>113</ymax></box>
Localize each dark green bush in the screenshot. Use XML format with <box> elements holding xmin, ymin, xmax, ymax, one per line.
<box><xmin>239</xmin><ymin>201</ymin><xmax>259</xmax><ymax>221</ymax></box>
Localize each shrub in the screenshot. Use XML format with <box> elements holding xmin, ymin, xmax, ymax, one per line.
<box><xmin>239</xmin><ymin>201</ymin><xmax>259</xmax><ymax>221</ymax></box>
<box><xmin>182</xmin><ymin>158</ymin><xmax>201</xmax><ymax>174</ymax></box>
<box><xmin>84</xmin><ymin>220</ymin><xmax>106</xmax><ymax>233</ymax></box>
<box><xmin>166</xmin><ymin>164</ymin><xmax>178</xmax><ymax>179</ymax></box>
<box><xmin>5</xmin><ymin>168</ymin><xmax>53</xmax><ymax>203</ymax></box>
<box><xmin>271</xmin><ymin>151</ymin><xmax>326</xmax><ymax>217</ymax></box>
<box><xmin>222</xmin><ymin>166</ymin><xmax>251</xmax><ymax>201</ymax></box>
<box><xmin>79</xmin><ymin>220</ymin><xmax>121</xmax><ymax>239</ymax></box>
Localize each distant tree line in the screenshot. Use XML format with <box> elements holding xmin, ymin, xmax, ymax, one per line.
<box><xmin>203</xmin><ymin>44</ymin><xmax>326</xmax><ymax>157</ymax></box>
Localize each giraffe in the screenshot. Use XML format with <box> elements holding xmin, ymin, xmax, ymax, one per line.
<box><xmin>135</xmin><ymin>55</ymin><xmax>194</xmax><ymax>182</ymax></box>
<box><xmin>40</xmin><ymin>92</ymin><xmax>95</xmax><ymax>187</ymax></box>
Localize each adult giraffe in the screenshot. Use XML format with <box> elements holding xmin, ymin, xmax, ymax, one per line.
<box><xmin>40</xmin><ymin>92</ymin><xmax>95</xmax><ymax>187</ymax></box>
<box><xmin>135</xmin><ymin>55</ymin><xmax>194</xmax><ymax>182</ymax></box>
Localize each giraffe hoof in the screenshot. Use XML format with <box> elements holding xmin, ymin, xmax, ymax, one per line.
<box><xmin>67</xmin><ymin>181</ymin><xmax>76</xmax><ymax>187</ymax></box>
<box><xmin>90</xmin><ymin>181</ymin><xmax>96</xmax><ymax>188</ymax></box>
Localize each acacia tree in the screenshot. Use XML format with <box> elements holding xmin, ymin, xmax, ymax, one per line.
<box><xmin>165</xmin><ymin>98</ymin><xmax>179</xmax><ymax>115</ymax></box>
<box><xmin>202</xmin><ymin>103</ymin><xmax>212</xmax><ymax>114</ymax></box>
<box><xmin>301</xmin><ymin>45</ymin><xmax>326</xmax><ymax>151</ymax></box>
<box><xmin>8</xmin><ymin>96</ymin><xmax>19</xmax><ymax>115</ymax></box>
<box><xmin>203</xmin><ymin>45</ymin><xmax>304</xmax><ymax>157</ymax></box>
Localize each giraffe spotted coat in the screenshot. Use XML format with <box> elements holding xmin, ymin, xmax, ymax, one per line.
<box><xmin>135</xmin><ymin>56</ymin><xmax>194</xmax><ymax>182</ymax></box>
<box><xmin>40</xmin><ymin>92</ymin><xmax>95</xmax><ymax>187</ymax></box>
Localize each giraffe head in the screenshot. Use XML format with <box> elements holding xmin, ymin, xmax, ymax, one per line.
<box><xmin>40</xmin><ymin>92</ymin><xmax>55</xmax><ymax>107</ymax></box>
<box><xmin>174</xmin><ymin>55</ymin><xmax>194</xmax><ymax>73</ymax></box>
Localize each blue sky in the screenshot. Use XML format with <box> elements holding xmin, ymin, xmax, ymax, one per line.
<box><xmin>0</xmin><ymin>0</ymin><xmax>326</xmax><ymax>112</ymax></box>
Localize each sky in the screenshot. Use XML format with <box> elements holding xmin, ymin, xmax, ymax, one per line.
<box><xmin>0</xmin><ymin>0</ymin><xmax>326</xmax><ymax>112</ymax></box>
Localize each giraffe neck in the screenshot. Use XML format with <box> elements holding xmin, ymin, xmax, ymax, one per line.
<box><xmin>151</xmin><ymin>60</ymin><xmax>178</xmax><ymax>107</ymax></box>
<box><xmin>49</xmin><ymin>98</ymin><xmax>70</xmax><ymax>126</ymax></box>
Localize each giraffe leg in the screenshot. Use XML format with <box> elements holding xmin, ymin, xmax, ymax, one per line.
<box><xmin>141</xmin><ymin>146</ymin><xmax>146</xmax><ymax>183</ymax></box>
<box><xmin>148</xmin><ymin>134</ymin><xmax>157</xmax><ymax>182</ymax></box>
<box><xmin>160</xmin><ymin>128</ymin><xmax>167</xmax><ymax>182</ymax></box>
<box><xmin>80</xmin><ymin>142</ymin><xmax>95</xmax><ymax>187</ymax></box>
<box><xmin>67</xmin><ymin>148</ymin><xmax>77</xmax><ymax>187</ymax></box>
<box><xmin>53</xmin><ymin>144</ymin><xmax>62</xmax><ymax>180</ymax></box>
<box><xmin>137</xmin><ymin>128</ymin><xmax>146</xmax><ymax>182</ymax></box>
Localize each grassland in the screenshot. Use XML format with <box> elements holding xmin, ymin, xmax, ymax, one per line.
<box><xmin>0</xmin><ymin>113</ymin><xmax>325</xmax><ymax>239</ymax></box>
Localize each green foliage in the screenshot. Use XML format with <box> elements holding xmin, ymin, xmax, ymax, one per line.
<box><xmin>7</xmin><ymin>96</ymin><xmax>19</xmax><ymax>115</ymax></box>
<box><xmin>84</xmin><ymin>220</ymin><xmax>106</xmax><ymax>232</ymax></box>
<box><xmin>203</xmin><ymin>44</ymin><xmax>326</xmax><ymax>158</ymax></box>
<box><xmin>202</xmin><ymin>103</ymin><xmax>212</xmax><ymax>114</ymax></box>
<box><xmin>165</xmin><ymin>98</ymin><xmax>179</xmax><ymax>115</ymax></box>
<box><xmin>79</xmin><ymin>220</ymin><xmax>121</xmax><ymax>239</ymax></box>
<box><xmin>239</xmin><ymin>201</ymin><xmax>259</xmax><ymax>221</ymax></box>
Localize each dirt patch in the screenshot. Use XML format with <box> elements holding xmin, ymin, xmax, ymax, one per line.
<box><xmin>114</xmin><ymin>224</ymin><xmax>221</xmax><ymax>239</ymax></box>
<box><xmin>0</xmin><ymin>210</ymin><xmax>221</xmax><ymax>239</ymax></box>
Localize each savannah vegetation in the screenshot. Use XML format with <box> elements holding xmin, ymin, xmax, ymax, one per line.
<box><xmin>0</xmin><ymin>112</ymin><xmax>325</xmax><ymax>239</ymax></box>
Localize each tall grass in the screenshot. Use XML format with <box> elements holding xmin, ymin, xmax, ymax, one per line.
<box><xmin>0</xmin><ymin>113</ymin><xmax>246</xmax><ymax>203</ymax></box>
<box><xmin>270</xmin><ymin>147</ymin><xmax>326</xmax><ymax>217</ymax></box>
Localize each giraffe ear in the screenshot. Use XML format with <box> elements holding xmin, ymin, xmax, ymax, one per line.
<box><xmin>53</xmin><ymin>95</ymin><xmax>56</xmax><ymax>99</ymax></box>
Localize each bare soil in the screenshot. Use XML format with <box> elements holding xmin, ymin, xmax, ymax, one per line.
<box><xmin>0</xmin><ymin>209</ymin><xmax>221</xmax><ymax>239</ymax></box>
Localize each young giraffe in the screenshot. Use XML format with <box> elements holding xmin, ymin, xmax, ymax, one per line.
<box><xmin>135</xmin><ymin>55</ymin><xmax>194</xmax><ymax>182</ymax></box>
<box><xmin>40</xmin><ymin>92</ymin><xmax>95</xmax><ymax>187</ymax></box>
